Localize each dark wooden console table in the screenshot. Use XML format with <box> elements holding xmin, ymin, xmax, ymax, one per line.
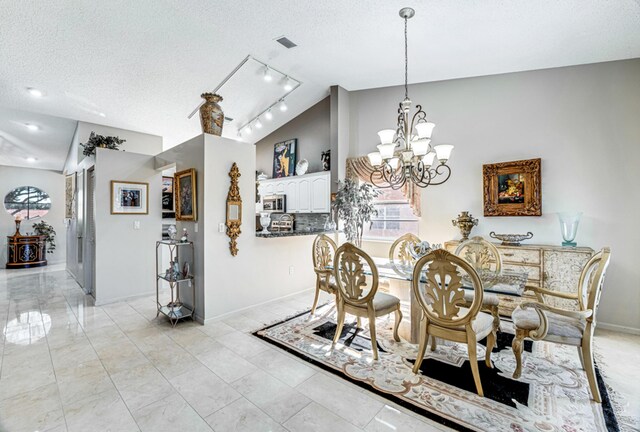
<box><xmin>6</xmin><ymin>235</ymin><xmax>47</xmax><ymax>269</ymax></box>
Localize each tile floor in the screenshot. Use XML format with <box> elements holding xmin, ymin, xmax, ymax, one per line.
<box><xmin>0</xmin><ymin>265</ymin><xmax>638</xmax><ymax>432</ymax></box>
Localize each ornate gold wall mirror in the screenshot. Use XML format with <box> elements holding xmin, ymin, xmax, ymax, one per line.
<box><xmin>226</xmin><ymin>163</ymin><xmax>242</xmax><ymax>256</ymax></box>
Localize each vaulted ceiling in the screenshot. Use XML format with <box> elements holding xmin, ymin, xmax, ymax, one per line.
<box><xmin>1</xmin><ymin>0</ymin><xmax>639</xmax><ymax>170</ymax></box>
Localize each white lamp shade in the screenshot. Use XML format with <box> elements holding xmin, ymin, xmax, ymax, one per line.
<box><xmin>411</xmin><ymin>138</ymin><xmax>431</xmax><ymax>156</ymax></box>
<box><xmin>388</xmin><ymin>157</ymin><xmax>400</xmax><ymax>170</ymax></box>
<box><xmin>415</xmin><ymin>122</ymin><xmax>436</xmax><ymax>139</ymax></box>
<box><xmin>422</xmin><ymin>151</ymin><xmax>436</xmax><ymax>167</ymax></box>
<box><xmin>377</xmin><ymin>129</ymin><xmax>396</xmax><ymax>145</ymax></box>
<box><xmin>377</xmin><ymin>143</ymin><xmax>396</xmax><ymax>159</ymax></box>
<box><xmin>434</xmin><ymin>144</ymin><xmax>454</xmax><ymax>162</ymax></box>
<box><xmin>367</xmin><ymin>152</ymin><xmax>383</xmax><ymax>166</ymax></box>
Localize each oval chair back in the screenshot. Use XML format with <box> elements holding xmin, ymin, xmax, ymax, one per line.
<box><xmin>389</xmin><ymin>233</ymin><xmax>421</xmax><ymax>276</ymax></box>
<box><xmin>334</xmin><ymin>243</ymin><xmax>379</xmax><ymax>308</ymax></box>
<box><xmin>454</xmin><ymin>236</ymin><xmax>502</xmax><ymax>274</ymax></box>
<box><xmin>412</xmin><ymin>249</ymin><xmax>484</xmax><ymax>328</ymax></box>
<box><xmin>312</xmin><ymin>234</ymin><xmax>337</xmax><ymax>272</ymax></box>
<box><xmin>578</xmin><ymin>247</ymin><xmax>611</xmax><ymax>324</ymax></box>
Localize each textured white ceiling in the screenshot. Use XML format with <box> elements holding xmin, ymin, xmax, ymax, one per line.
<box><xmin>0</xmin><ymin>0</ymin><xmax>639</xmax><ymax>166</ymax></box>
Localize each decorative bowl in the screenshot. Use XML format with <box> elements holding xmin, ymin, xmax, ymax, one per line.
<box><xmin>295</xmin><ymin>159</ymin><xmax>309</xmax><ymax>175</ymax></box>
<box><xmin>489</xmin><ymin>231</ymin><xmax>533</xmax><ymax>246</ymax></box>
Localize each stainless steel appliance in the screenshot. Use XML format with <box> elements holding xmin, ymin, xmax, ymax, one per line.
<box><xmin>262</xmin><ymin>194</ymin><xmax>286</xmax><ymax>213</ymax></box>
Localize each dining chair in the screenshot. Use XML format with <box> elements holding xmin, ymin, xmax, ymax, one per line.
<box><xmin>311</xmin><ymin>234</ymin><xmax>338</xmax><ymax>315</ymax></box>
<box><xmin>411</xmin><ymin>249</ymin><xmax>495</xmax><ymax>397</ymax></box>
<box><xmin>389</xmin><ymin>233</ymin><xmax>421</xmax><ymax>276</ymax></box>
<box><xmin>454</xmin><ymin>236</ymin><xmax>502</xmax><ymax>336</ymax></box>
<box><xmin>332</xmin><ymin>243</ymin><xmax>403</xmax><ymax>360</ymax></box>
<box><xmin>511</xmin><ymin>248</ymin><xmax>611</xmax><ymax>402</ymax></box>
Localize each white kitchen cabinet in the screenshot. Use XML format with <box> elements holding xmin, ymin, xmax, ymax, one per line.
<box><xmin>259</xmin><ymin>172</ymin><xmax>330</xmax><ymax>214</ymax></box>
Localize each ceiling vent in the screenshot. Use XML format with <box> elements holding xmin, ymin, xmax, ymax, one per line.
<box><xmin>275</xmin><ymin>36</ymin><xmax>297</xmax><ymax>49</ymax></box>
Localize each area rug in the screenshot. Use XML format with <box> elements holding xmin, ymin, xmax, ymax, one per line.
<box><xmin>253</xmin><ymin>304</ymin><xmax>619</xmax><ymax>432</ymax></box>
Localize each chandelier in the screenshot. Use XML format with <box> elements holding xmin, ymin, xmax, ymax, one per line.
<box><xmin>367</xmin><ymin>7</ymin><xmax>453</xmax><ymax>190</ymax></box>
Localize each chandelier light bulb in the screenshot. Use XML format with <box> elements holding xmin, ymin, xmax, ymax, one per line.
<box><xmin>434</xmin><ymin>144</ymin><xmax>454</xmax><ymax>163</ymax></box>
<box><xmin>255</xmin><ymin>118</ymin><xmax>263</xmax><ymax>129</ymax></box>
<box><xmin>265</xmin><ymin>109</ymin><xmax>273</xmax><ymax>120</ymax></box>
<box><xmin>411</xmin><ymin>138</ymin><xmax>431</xmax><ymax>157</ymax></box>
<box><xmin>279</xmin><ymin>100</ymin><xmax>288</xmax><ymax>112</ymax></box>
<box><xmin>422</xmin><ymin>151</ymin><xmax>436</xmax><ymax>167</ymax></box>
<box><xmin>367</xmin><ymin>152</ymin><xmax>383</xmax><ymax>167</ymax></box>
<box><xmin>263</xmin><ymin>66</ymin><xmax>273</xmax><ymax>82</ymax></box>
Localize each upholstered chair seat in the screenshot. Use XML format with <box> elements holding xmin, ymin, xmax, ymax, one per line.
<box><xmin>464</xmin><ymin>291</ymin><xmax>499</xmax><ymax>306</ymax></box>
<box><xmin>512</xmin><ymin>305</ymin><xmax>586</xmax><ymax>344</ymax></box>
<box><xmin>371</xmin><ymin>292</ymin><xmax>401</xmax><ymax>312</ymax></box>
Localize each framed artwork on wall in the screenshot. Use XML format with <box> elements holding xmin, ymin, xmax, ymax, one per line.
<box><xmin>110</xmin><ymin>180</ymin><xmax>149</xmax><ymax>215</ymax></box>
<box><xmin>162</xmin><ymin>176</ymin><xmax>175</xmax><ymax>219</ymax></box>
<box><xmin>65</xmin><ymin>174</ymin><xmax>75</xmax><ymax>219</ymax></box>
<box><xmin>483</xmin><ymin>158</ymin><xmax>541</xmax><ymax>216</ymax></box>
<box><xmin>175</xmin><ymin>168</ymin><xmax>197</xmax><ymax>221</ymax></box>
<box><xmin>272</xmin><ymin>139</ymin><xmax>297</xmax><ymax>178</ymax></box>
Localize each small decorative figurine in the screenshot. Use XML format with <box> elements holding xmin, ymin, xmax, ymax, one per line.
<box><xmin>172</xmin><ymin>261</ymin><xmax>181</xmax><ymax>278</ymax></box>
<box><xmin>180</xmin><ymin>228</ymin><xmax>189</xmax><ymax>242</ymax></box>
<box><xmin>167</xmin><ymin>224</ymin><xmax>177</xmax><ymax>240</ymax></box>
<box><xmin>452</xmin><ymin>211</ymin><xmax>478</xmax><ymax>240</ymax></box>
<box><xmin>321</xmin><ymin>150</ymin><xmax>330</xmax><ymax>171</ymax></box>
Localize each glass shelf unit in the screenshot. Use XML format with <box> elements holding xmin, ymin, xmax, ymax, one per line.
<box><xmin>155</xmin><ymin>240</ymin><xmax>196</xmax><ymax>327</ymax></box>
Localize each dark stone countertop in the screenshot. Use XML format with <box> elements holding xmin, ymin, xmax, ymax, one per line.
<box><xmin>255</xmin><ymin>229</ymin><xmax>337</xmax><ymax>238</ymax></box>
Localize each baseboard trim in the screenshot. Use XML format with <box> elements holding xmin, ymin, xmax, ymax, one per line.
<box><xmin>598</xmin><ymin>322</ymin><xmax>640</xmax><ymax>335</ymax></box>
<box><xmin>202</xmin><ymin>287</ymin><xmax>314</xmax><ymax>324</ymax></box>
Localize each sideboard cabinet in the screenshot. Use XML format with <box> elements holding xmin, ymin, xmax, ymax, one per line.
<box><xmin>6</xmin><ymin>235</ymin><xmax>47</xmax><ymax>269</ymax></box>
<box><xmin>444</xmin><ymin>240</ymin><xmax>594</xmax><ymax>317</ymax></box>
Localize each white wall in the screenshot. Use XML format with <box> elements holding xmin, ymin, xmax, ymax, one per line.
<box><xmin>0</xmin><ymin>165</ymin><xmax>65</xmax><ymax>264</ymax></box>
<box><xmin>256</xmin><ymin>97</ymin><xmax>330</xmax><ymax>177</ymax></box>
<box><xmin>93</xmin><ymin>149</ymin><xmax>162</xmax><ymax>305</ymax></box>
<box><xmin>350</xmin><ymin>59</ymin><xmax>640</xmax><ymax>331</ymax></box>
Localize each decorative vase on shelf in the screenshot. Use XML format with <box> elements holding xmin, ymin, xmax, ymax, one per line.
<box><xmin>259</xmin><ymin>212</ymin><xmax>271</xmax><ymax>234</ymax></box>
<box><xmin>296</xmin><ymin>159</ymin><xmax>309</xmax><ymax>176</ymax></box>
<box><xmin>199</xmin><ymin>93</ymin><xmax>224</xmax><ymax>136</ymax></box>
<box><xmin>451</xmin><ymin>211</ymin><xmax>478</xmax><ymax>240</ymax></box>
<box><xmin>558</xmin><ymin>212</ymin><xmax>582</xmax><ymax>247</ymax></box>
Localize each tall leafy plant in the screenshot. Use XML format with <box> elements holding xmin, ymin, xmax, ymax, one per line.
<box><xmin>32</xmin><ymin>220</ymin><xmax>56</xmax><ymax>254</ymax></box>
<box><xmin>332</xmin><ymin>179</ymin><xmax>378</xmax><ymax>247</ymax></box>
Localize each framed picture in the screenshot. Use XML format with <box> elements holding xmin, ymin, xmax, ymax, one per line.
<box><xmin>111</xmin><ymin>180</ymin><xmax>149</xmax><ymax>214</ymax></box>
<box><xmin>272</xmin><ymin>139</ymin><xmax>297</xmax><ymax>178</ymax></box>
<box><xmin>162</xmin><ymin>176</ymin><xmax>175</xmax><ymax>219</ymax></box>
<box><xmin>175</xmin><ymin>168</ymin><xmax>197</xmax><ymax>221</ymax></box>
<box><xmin>65</xmin><ymin>173</ymin><xmax>75</xmax><ymax>219</ymax></box>
<box><xmin>483</xmin><ymin>158</ymin><xmax>541</xmax><ymax>216</ymax></box>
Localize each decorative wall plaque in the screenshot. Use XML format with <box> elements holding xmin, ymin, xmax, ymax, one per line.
<box><xmin>226</xmin><ymin>163</ymin><xmax>242</xmax><ymax>256</ymax></box>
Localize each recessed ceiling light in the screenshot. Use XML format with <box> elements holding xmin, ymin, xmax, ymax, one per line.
<box><xmin>98</xmin><ymin>112</ymin><xmax>106</xmax><ymax>118</ymax></box>
<box><xmin>27</xmin><ymin>88</ymin><xmax>43</xmax><ymax>97</ymax></box>
<box><xmin>25</xmin><ymin>124</ymin><xmax>40</xmax><ymax>131</ymax></box>
<box><xmin>275</xmin><ymin>36</ymin><xmax>297</xmax><ymax>49</ymax></box>
<box><xmin>26</xmin><ymin>157</ymin><xmax>37</xmax><ymax>162</ymax></box>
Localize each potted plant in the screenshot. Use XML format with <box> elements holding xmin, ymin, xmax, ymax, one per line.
<box><xmin>80</xmin><ymin>131</ymin><xmax>126</xmax><ymax>157</ymax></box>
<box><xmin>32</xmin><ymin>220</ymin><xmax>56</xmax><ymax>254</ymax></box>
<box><xmin>332</xmin><ymin>178</ymin><xmax>378</xmax><ymax>247</ymax></box>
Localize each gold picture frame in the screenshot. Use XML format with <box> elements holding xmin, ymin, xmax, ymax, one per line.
<box><xmin>110</xmin><ymin>180</ymin><xmax>149</xmax><ymax>215</ymax></box>
<box><xmin>175</xmin><ymin>168</ymin><xmax>197</xmax><ymax>221</ymax></box>
<box><xmin>483</xmin><ymin>158</ymin><xmax>541</xmax><ymax>217</ymax></box>
<box><xmin>226</xmin><ymin>163</ymin><xmax>242</xmax><ymax>256</ymax></box>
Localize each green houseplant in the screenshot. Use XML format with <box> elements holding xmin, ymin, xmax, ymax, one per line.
<box><xmin>32</xmin><ymin>220</ymin><xmax>56</xmax><ymax>254</ymax></box>
<box><xmin>332</xmin><ymin>179</ymin><xmax>378</xmax><ymax>247</ymax></box>
<box><xmin>80</xmin><ymin>131</ymin><xmax>126</xmax><ymax>157</ymax></box>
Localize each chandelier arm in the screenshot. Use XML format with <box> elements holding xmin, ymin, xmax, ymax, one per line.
<box><xmin>424</xmin><ymin>164</ymin><xmax>452</xmax><ymax>186</ymax></box>
<box><xmin>409</xmin><ymin>160</ymin><xmax>427</xmax><ymax>184</ymax></box>
<box><xmin>409</xmin><ymin>105</ymin><xmax>427</xmax><ymax>138</ymax></box>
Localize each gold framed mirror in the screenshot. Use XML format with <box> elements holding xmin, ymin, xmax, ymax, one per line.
<box><xmin>226</xmin><ymin>163</ymin><xmax>242</xmax><ymax>256</ymax></box>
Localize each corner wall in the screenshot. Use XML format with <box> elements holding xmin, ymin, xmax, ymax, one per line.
<box><xmin>350</xmin><ymin>59</ymin><xmax>640</xmax><ymax>331</ymax></box>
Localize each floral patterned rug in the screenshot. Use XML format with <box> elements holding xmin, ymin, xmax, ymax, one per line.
<box><xmin>254</xmin><ymin>304</ymin><xmax>618</xmax><ymax>432</ymax></box>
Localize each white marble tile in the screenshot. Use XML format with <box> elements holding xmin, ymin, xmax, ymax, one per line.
<box><xmin>199</xmin><ymin>320</ymin><xmax>237</xmax><ymax>338</ymax></box>
<box><xmin>196</xmin><ymin>345</ymin><xmax>258</xmax><ymax>383</ymax></box>
<box><xmin>231</xmin><ymin>369</ymin><xmax>311</xmax><ymax>423</ymax></box>
<box><xmin>56</xmin><ymin>360</ymin><xmax>115</xmax><ymax>405</ymax></box>
<box><xmin>132</xmin><ymin>393</ymin><xmax>212</xmax><ymax>432</ymax></box>
<box><xmin>63</xmin><ymin>388</ymin><xmax>139</xmax><ymax>432</ymax></box>
<box><xmin>222</xmin><ymin>313</ymin><xmax>264</xmax><ymax>333</ymax></box>
<box><xmin>296</xmin><ymin>372</ymin><xmax>384</xmax><ymax>428</ymax></box>
<box><xmin>365</xmin><ymin>405</ymin><xmax>443</xmax><ymax>432</ymax></box>
<box><xmin>0</xmin><ymin>382</ymin><xmax>66</xmax><ymax>432</ymax></box>
<box><xmin>118</xmin><ymin>376</ymin><xmax>174</xmax><ymax>412</ymax></box>
<box><xmin>204</xmin><ymin>397</ymin><xmax>287</xmax><ymax>432</ymax></box>
<box><xmin>213</xmin><ymin>330</ymin><xmax>271</xmax><ymax>358</ymax></box>
<box><xmin>283</xmin><ymin>402</ymin><xmax>362</xmax><ymax>432</ymax></box>
<box><xmin>247</xmin><ymin>347</ymin><xmax>317</xmax><ymax>387</ymax></box>
<box><xmin>170</xmin><ymin>365</ymin><xmax>242</xmax><ymax>417</ymax></box>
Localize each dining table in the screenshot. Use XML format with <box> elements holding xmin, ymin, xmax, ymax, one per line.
<box><xmin>362</xmin><ymin>257</ymin><xmax>529</xmax><ymax>344</ymax></box>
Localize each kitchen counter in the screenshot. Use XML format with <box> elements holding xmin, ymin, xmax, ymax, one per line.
<box><xmin>255</xmin><ymin>229</ymin><xmax>337</xmax><ymax>238</ymax></box>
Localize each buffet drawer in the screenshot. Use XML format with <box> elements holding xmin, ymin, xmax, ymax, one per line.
<box><xmin>499</xmin><ymin>247</ymin><xmax>541</xmax><ymax>265</ymax></box>
<box><xmin>502</xmin><ymin>263</ymin><xmax>541</xmax><ymax>283</ymax></box>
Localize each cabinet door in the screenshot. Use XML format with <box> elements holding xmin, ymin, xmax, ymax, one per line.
<box><xmin>311</xmin><ymin>175</ymin><xmax>330</xmax><ymax>213</ymax></box>
<box><xmin>298</xmin><ymin>179</ymin><xmax>311</xmax><ymax>212</ymax></box>
<box><xmin>543</xmin><ymin>250</ymin><xmax>592</xmax><ymax>310</ymax></box>
<box><xmin>263</xmin><ymin>183</ymin><xmax>275</xmax><ymax>197</ymax></box>
<box><xmin>285</xmin><ymin>180</ymin><xmax>298</xmax><ymax>213</ymax></box>
<box><xmin>275</xmin><ymin>182</ymin><xmax>285</xmax><ymax>195</ymax></box>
